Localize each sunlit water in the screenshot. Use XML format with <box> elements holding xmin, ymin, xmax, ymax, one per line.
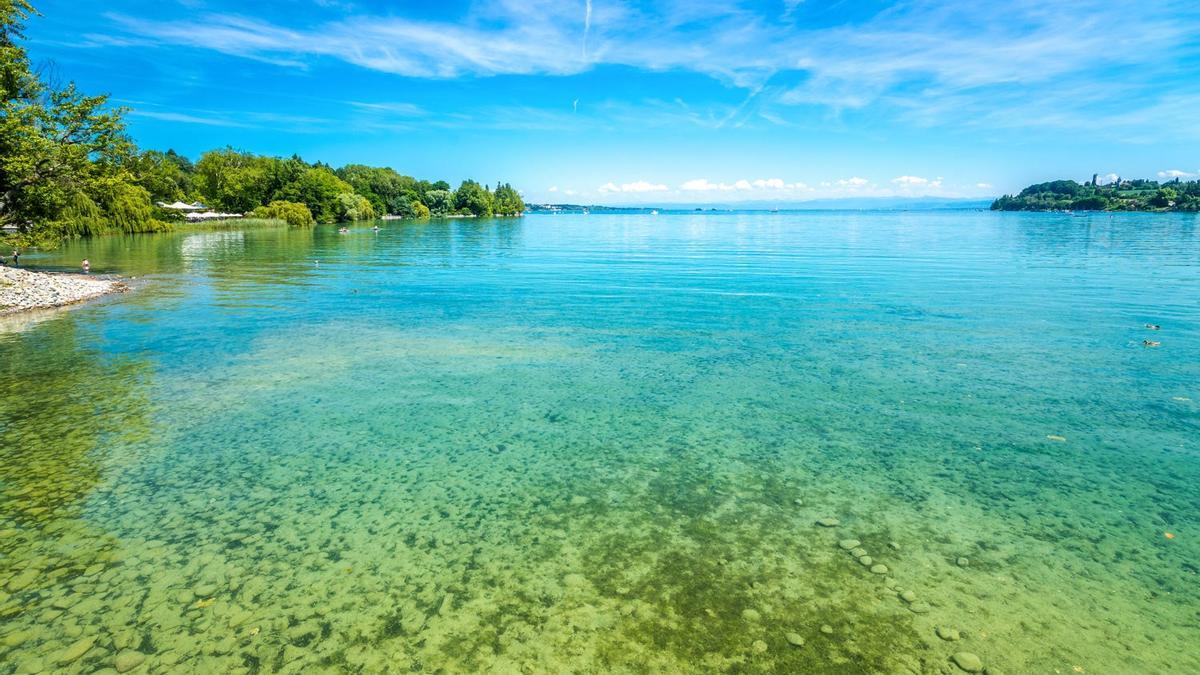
<box><xmin>1</xmin><ymin>212</ymin><xmax>1198</xmax><ymax>674</ymax></box>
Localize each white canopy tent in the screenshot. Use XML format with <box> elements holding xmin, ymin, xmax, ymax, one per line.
<box><xmin>157</xmin><ymin>201</ymin><xmax>209</xmax><ymax>211</ymax></box>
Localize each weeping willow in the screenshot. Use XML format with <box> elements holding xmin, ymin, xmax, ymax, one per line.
<box><xmin>53</xmin><ymin>191</ymin><xmax>107</xmax><ymax>237</ymax></box>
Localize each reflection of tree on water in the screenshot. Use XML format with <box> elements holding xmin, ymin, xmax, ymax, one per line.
<box><xmin>0</xmin><ymin>316</ymin><xmax>154</xmax><ymax>523</ymax></box>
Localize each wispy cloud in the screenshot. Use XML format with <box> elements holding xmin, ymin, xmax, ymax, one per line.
<box><xmin>598</xmin><ymin>180</ymin><xmax>668</xmax><ymax>193</ymax></box>
<box><xmin>99</xmin><ymin>0</ymin><xmax>1200</xmax><ymax>138</ymax></box>
<box><xmin>680</xmin><ymin>178</ymin><xmax>808</xmax><ymax>192</ymax></box>
<box><xmin>1158</xmin><ymin>169</ymin><xmax>1197</xmax><ymax>179</ymax></box>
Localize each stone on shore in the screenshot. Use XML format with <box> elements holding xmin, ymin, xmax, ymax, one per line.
<box><xmin>0</xmin><ymin>266</ymin><xmax>125</xmax><ymax>316</ymax></box>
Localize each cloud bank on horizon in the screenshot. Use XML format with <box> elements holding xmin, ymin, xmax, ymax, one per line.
<box><xmin>26</xmin><ymin>0</ymin><xmax>1200</xmax><ymax>202</ymax></box>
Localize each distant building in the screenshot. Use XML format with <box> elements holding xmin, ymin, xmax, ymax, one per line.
<box><xmin>1092</xmin><ymin>173</ymin><xmax>1099</xmax><ymax>186</ymax></box>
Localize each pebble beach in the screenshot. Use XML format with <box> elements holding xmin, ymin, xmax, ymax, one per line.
<box><xmin>0</xmin><ymin>265</ymin><xmax>126</xmax><ymax>315</ymax></box>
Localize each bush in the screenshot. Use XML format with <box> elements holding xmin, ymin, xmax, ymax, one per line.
<box><xmin>249</xmin><ymin>200</ymin><xmax>315</xmax><ymax>227</ymax></box>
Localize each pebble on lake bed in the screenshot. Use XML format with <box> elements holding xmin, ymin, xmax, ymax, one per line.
<box><xmin>820</xmin><ymin>624</ymin><xmax>834</xmax><ymax>635</ymax></box>
<box><xmin>952</xmin><ymin>651</ymin><xmax>984</xmax><ymax>672</ymax></box>
<box><xmin>870</xmin><ymin>564</ymin><xmax>888</xmax><ymax>574</ymax></box>
<box><xmin>114</xmin><ymin>650</ymin><xmax>147</xmax><ymax>673</ymax></box>
<box><xmin>816</xmin><ymin>517</ymin><xmax>840</xmax><ymax>527</ymax></box>
<box><xmin>838</xmin><ymin>539</ymin><xmax>860</xmax><ymax>550</ymax></box>
<box><xmin>785</xmin><ymin>632</ymin><xmax>805</xmax><ymax>647</ymax></box>
<box><xmin>956</xmin><ymin>557</ymin><xmax>970</xmax><ymax>567</ymax></box>
<box><xmin>937</xmin><ymin>626</ymin><xmax>961</xmax><ymax>641</ymax></box>
<box><xmin>752</xmin><ymin>640</ymin><xmax>768</xmax><ymax>653</ymax></box>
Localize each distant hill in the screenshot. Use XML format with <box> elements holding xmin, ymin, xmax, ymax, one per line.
<box><xmin>992</xmin><ymin>179</ymin><xmax>1199</xmax><ymax>211</ymax></box>
<box><xmin>527</xmin><ymin>197</ymin><xmax>992</xmax><ymax>213</ymax></box>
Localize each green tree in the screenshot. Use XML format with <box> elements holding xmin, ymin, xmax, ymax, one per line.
<box><xmin>194</xmin><ymin>148</ymin><xmax>273</xmax><ymax>212</ymax></box>
<box><xmin>274</xmin><ymin>166</ymin><xmax>353</xmax><ymax>223</ymax></box>
<box><xmin>335</xmin><ymin>192</ymin><xmax>375</xmax><ymax>221</ymax></box>
<box><xmin>492</xmin><ymin>182</ymin><xmax>524</xmax><ymax>216</ymax></box>
<box><xmin>248</xmin><ymin>200</ymin><xmax>314</xmax><ymax>227</ymax></box>
<box><xmin>424</xmin><ymin>189</ymin><xmax>454</xmax><ymax>216</ymax></box>
<box><xmin>453</xmin><ymin>180</ymin><xmax>493</xmax><ymax>217</ymax></box>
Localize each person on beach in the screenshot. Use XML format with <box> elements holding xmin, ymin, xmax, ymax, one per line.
<box><xmin>10</xmin><ymin>249</ymin><xmax>18</xmax><ymax>266</ymax></box>
<box><xmin>82</xmin><ymin>259</ymin><xmax>90</xmax><ymax>273</ymax></box>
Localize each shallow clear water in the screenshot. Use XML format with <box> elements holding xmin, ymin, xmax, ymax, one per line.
<box><xmin>1</xmin><ymin>212</ymin><xmax>1198</xmax><ymax>674</ymax></box>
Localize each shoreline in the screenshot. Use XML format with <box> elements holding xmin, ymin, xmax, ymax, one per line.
<box><xmin>0</xmin><ymin>265</ymin><xmax>128</xmax><ymax>315</ymax></box>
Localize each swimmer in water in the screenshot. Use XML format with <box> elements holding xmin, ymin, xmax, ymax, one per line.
<box><xmin>1143</xmin><ymin>340</ymin><xmax>1161</xmax><ymax>347</ymax></box>
<box><xmin>81</xmin><ymin>258</ymin><xmax>90</xmax><ymax>273</ymax></box>
<box><xmin>1145</xmin><ymin>324</ymin><xmax>1160</xmax><ymax>330</ymax></box>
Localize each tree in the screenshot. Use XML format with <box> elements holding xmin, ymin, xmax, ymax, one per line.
<box><xmin>127</xmin><ymin>149</ymin><xmax>193</xmax><ymax>203</ymax></box>
<box><xmin>453</xmin><ymin>179</ymin><xmax>493</xmax><ymax>217</ymax></box>
<box><xmin>248</xmin><ymin>200</ymin><xmax>314</xmax><ymax>227</ymax></box>
<box><xmin>424</xmin><ymin>189</ymin><xmax>454</xmax><ymax>216</ymax></box>
<box><xmin>193</xmin><ymin>148</ymin><xmax>273</xmax><ymax>212</ymax></box>
<box><xmin>274</xmin><ymin>166</ymin><xmax>353</xmax><ymax>223</ymax></box>
<box><xmin>492</xmin><ymin>182</ymin><xmax>524</xmax><ymax>216</ymax></box>
<box><xmin>0</xmin><ymin>2</ymin><xmax>166</xmax><ymax>239</ymax></box>
<box><xmin>335</xmin><ymin>192</ymin><xmax>374</xmax><ymax>221</ymax></box>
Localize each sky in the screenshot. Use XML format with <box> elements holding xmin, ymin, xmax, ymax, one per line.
<box><xmin>23</xmin><ymin>0</ymin><xmax>1200</xmax><ymax>204</ymax></box>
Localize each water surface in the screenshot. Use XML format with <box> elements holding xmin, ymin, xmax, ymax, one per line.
<box><xmin>2</xmin><ymin>212</ymin><xmax>1198</xmax><ymax>673</ymax></box>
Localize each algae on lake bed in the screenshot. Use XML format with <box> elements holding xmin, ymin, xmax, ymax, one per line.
<box><xmin>1</xmin><ymin>213</ymin><xmax>1198</xmax><ymax>673</ymax></box>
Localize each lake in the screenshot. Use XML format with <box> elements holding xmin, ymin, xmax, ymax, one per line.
<box><xmin>1</xmin><ymin>211</ymin><xmax>1198</xmax><ymax>673</ymax></box>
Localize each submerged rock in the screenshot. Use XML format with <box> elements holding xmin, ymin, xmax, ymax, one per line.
<box><xmin>908</xmin><ymin>601</ymin><xmax>931</xmax><ymax>614</ymax></box>
<box><xmin>850</xmin><ymin>547</ymin><xmax>868</xmax><ymax>558</ymax></box>
<box><xmin>937</xmin><ymin>626</ymin><xmax>961</xmax><ymax>641</ymax></box>
<box><xmin>816</xmin><ymin>518</ymin><xmax>840</xmax><ymax>527</ymax></box>
<box><xmin>838</xmin><ymin>539</ymin><xmax>861</xmax><ymax>550</ymax></box>
<box><xmin>951</xmin><ymin>651</ymin><xmax>984</xmax><ymax>672</ymax></box>
<box><xmin>956</xmin><ymin>557</ymin><xmax>970</xmax><ymax>568</ymax></box>
<box><xmin>57</xmin><ymin>635</ymin><xmax>98</xmax><ymax>664</ymax></box>
<box><xmin>870</xmin><ymin>564</ymin><xmax>888</xmax><ymax>574</ymax></box>
<box><xmin>741</xmin><ymin>608</ymin><xmax>761</xmax><ymax>622</ymax></box>
<box><xmin>820</xmin><ymin>624</ymin><xmax>834</xmax><ymax>635</ymax></box>
<box><xmin>858</xmin><ymin>556</ymin><xmax>874</xmax><ymax>566</ymax></box>
<box><xmin>785</xmin><ymin>632</ymin><xmax>805</xmax><ymax>647</ymax></box>
<box><xmin>900</xmin><ymin>590</ymin><xmax>918</xmax><ymax>603</ymax></box>
<box><xmin>114</xmin><ymin>650</ymin><xmax>146</xmax><ymax>673</ymax></box>
<box><xmin>751</xmin><ymin>639</ymin><xmax>768</xmax><ymax>653</ymax></box>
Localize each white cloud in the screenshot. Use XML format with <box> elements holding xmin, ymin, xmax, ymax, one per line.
<box><xmin>976</xmin><ymin>183</ymin><xmax>993</xmax><ymax>189</ymax></box>
<box><xmin>1158</xmin><ymin>169</ymin><xmax>1196</xmax><ymax>179</ymax></box>
<box><xmin>599</xmin><ymin>180</ymin><xmax>668</xmax><ymax>193</ymax></box>
<box><xmin>837</xmin><ymin>177</ymin><xmax>869</xmax><ymax>187</ymax></box>
<box><xmin>563</xmin><ymin>189</ymin><xmax>577</xmax><ymax>196</ymax></box>
<box><xmin>547</xmin><ymin>185</ymin><xmax>559</xmax><ymax>192</ymax></box>
<box><xmin>680</xmin><ymin>179</ymin><xmax>732</xmax><ymax>191</ymax></box>
<box><xmin>891</xmin><ymin>175</ymin><xmax>929</xmax><ymax>186</ymax></box>
<box><xmin>680</xmin><ymin>178</ymin><xmax>809</xmax><ymax>192</ymax></box>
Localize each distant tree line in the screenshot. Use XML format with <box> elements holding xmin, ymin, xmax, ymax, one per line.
<box><xmin>992</xmin><ymin>178</ymin><xmax>1200</xmax><ymax>212</ymax></box>
<box><xmin>0</xmin><ymin>2</ymin><xmax>523</xmax><ymax>246</ymax></box>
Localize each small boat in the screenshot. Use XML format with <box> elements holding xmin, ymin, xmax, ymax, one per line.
<box><xmin>650</xmin><ymin>210</ymin><xmax>659</xmax><ymax>215</ymax></box>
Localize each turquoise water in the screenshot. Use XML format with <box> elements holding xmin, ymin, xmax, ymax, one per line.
<box><xmin>1</xmin><ymin>212</ymin><xmax>1198</xmax><ymax>674</ymax></box>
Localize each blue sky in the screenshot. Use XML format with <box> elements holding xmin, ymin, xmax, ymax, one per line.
<box><xmin>25</xmin><ymin>0</ymin><xmax>1200</xmax><ymax>204</ymax></box>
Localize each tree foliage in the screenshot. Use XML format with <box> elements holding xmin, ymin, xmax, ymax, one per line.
<box><xmin>453</xmin><ymin>180</ymin><xmax>493</xmax><ymax>217</ymax></box>
<box><xmin>248</xmin><ymin>200</ymin><xmax>314</xmax><ymax>227</ymax></box>
<box><xmin>993</xmin><ymin>178</ymin><xmax>1200</xmax><ymax>212</ymax></box>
